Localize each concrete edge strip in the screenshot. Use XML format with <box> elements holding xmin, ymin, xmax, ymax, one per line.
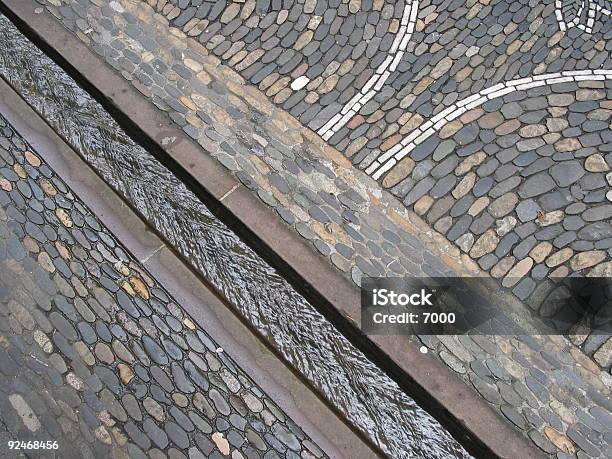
<box><xmin>0</xmin><ymin>2</ymin><xmax>546</xmax><ymax>458</ymax></box>
<box><xmin>0</xmin><ymin>77</ymin><xmax>377</xmax><ymax>459</ymax></box>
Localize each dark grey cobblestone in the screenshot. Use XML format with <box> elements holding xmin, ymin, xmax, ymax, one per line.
<box><xmin>0</xmin><ymin>114</ymin><xmax>324</xmax><ymax>458</ymax></box>
<box><xmin>42</xmin><ymin>0</ymin><xmax>610</xmax><ymax>336</ymax></box>
<box><xmin>30</xmin><ymin>0</ymin><xmax>483</xmax><ymax>289</ymax></box>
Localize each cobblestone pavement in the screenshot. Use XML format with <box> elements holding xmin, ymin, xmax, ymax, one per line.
<box><xmin>32</xmin><ymin>0</ymin><xmax>611</xmax><ymax>368</ymax></box>
<box><xmin>0</xmin><ymin>113</ymin><xmax>325</xmax><ymax>458</ymax></box>
<box><xmin>394</xmin><ymin>84</ymin><xmax>612</xmax><ymax>302</ymax></box>
<box><xmin>556</xmin><ymin>0</ymin><xmax>612</xmax><ymax>34</ymax></box>
<box><xmin>132</xmin><ymin>0</ymin><xmax>612</xmax><ymax>366</ymax></box>
<box><xmin>0</xmin><ymin>15</ymin><xmax>473</xmax><ymax>459</ymax></box>
<box><xmin>136</xmin><ymin>0</ymin><xmax>612</xmax><ymax>362</ymax></box>
<box><xmin>139</xmin><ymin>0</ymin><xmax>612</xmax><ymax>153</ymax></box>
<box><xmin>4</xmin><ymin>0</ymin><xmax>612</xmax><ymax>457</ymax></box>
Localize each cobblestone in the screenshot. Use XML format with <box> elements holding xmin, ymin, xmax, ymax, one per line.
<box><xmin>0</xmin><ymin>114</ymin><xmax>323</xmax><ymax>458</ymax></box>
<box><xmin>68</xmin><ymin>0</ymin><xmax>612</xmax><ymax>355</ymax></box>
<box><xmin>3</xmin><ymin>2</ymin><xmax>612</xmax><ymax>457</ymax></box>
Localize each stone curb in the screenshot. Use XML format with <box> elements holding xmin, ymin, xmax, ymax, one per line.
<box><xmin>0</xmin><ymin>1</ymin><xmax>545</xmax><ymax>458</ymax></box>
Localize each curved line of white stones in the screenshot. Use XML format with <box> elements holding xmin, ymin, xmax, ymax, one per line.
<box><xmin>367</xmin><ymin>70</ymin><xmax>612</xmax><ymax>180</ymax></box>
<box><xmin>316</xmin><ymin>0</ymin><xmax>419</xmax><ymax>141</ymax></box>
<box><xmin>555</xmin><ymin>0</ymin><xmax>610</xmax><ymax>33</ymax></box>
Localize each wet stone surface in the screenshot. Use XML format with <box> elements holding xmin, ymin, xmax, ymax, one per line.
<box><xmin>33</xmin><ymin>0</ymin><xmax>479</xmax><ymax>291</ymax></box>
<box><xmin>128</xmin><ymin>0</ymin><xmax>611</xmax><ymax>343</ymax></box>
<box><xmin>0</xmin><ymin>114</ymin><xmax>325</xmax><ymax>458</ymax></box>
<box><xmin>120</xmin><ymin>0</ymin><xmax>610</xmax><ymax>372</ymax></box>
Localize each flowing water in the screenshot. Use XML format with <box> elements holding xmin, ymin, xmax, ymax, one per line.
<box><xmin>0</xmin><ymin>14</ymin><xmax>471</xmax><ymax>459</ymax></box>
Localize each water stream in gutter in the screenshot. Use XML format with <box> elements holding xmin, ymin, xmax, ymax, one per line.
<box><xmin>0</xmin><ymin>14</ymin><xmax>471</xmax><ymax>459</ymax></box>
